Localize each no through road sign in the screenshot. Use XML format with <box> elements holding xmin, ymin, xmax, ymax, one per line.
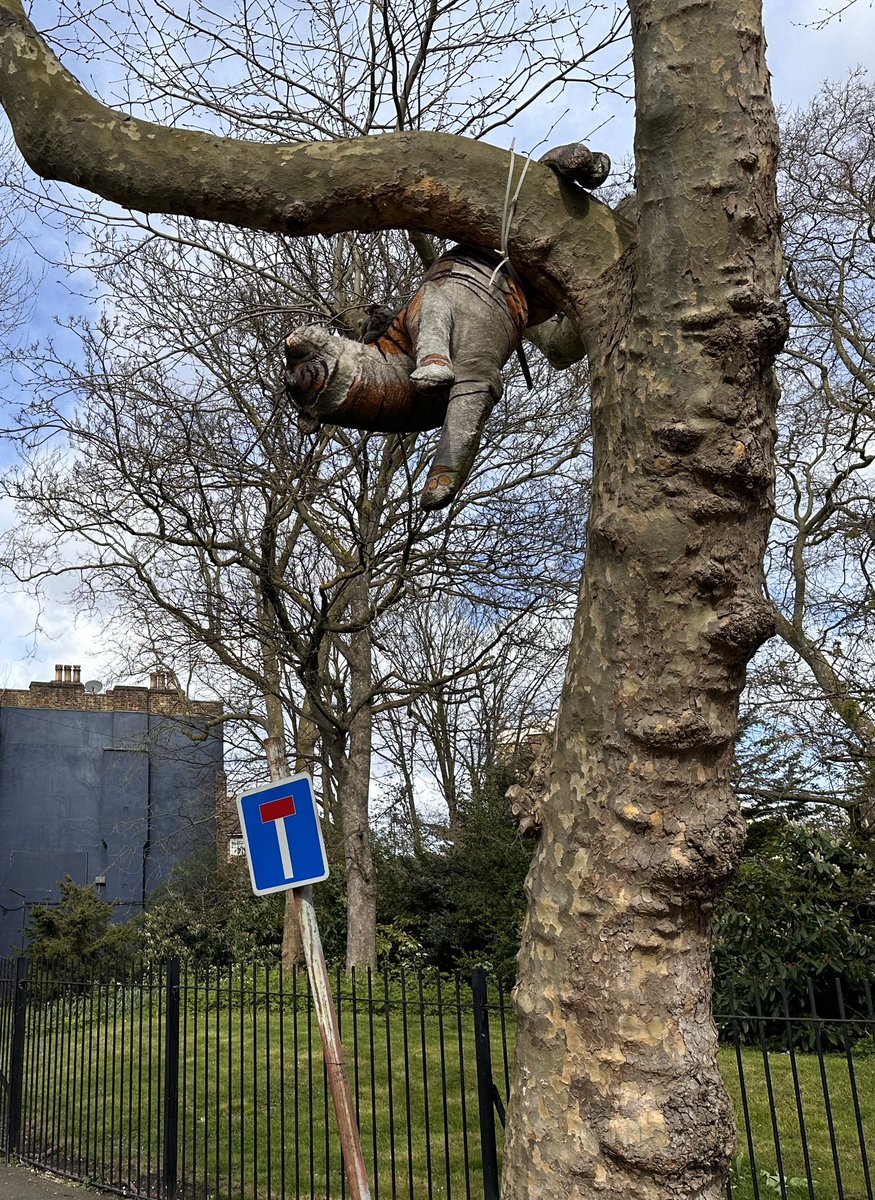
<box><xmin>235</xmin><ymin>772</ymin><xmax>329</xmax><ymax>895</ymax></box>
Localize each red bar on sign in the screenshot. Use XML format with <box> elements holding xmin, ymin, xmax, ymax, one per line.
<box><xmin>259</xmin><ymin>794</ymin><xmax>296</xmax><ymax>824</ymax></box>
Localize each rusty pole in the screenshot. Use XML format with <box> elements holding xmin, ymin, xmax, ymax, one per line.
<box><xmin>262</xmin><ymin>736</ymin><xmax>372</xmax><ymax>1200</ymax></box>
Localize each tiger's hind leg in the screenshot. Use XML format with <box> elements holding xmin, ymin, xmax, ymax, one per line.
<box><xmin>409</xmin><ymin>288</ymin><xmax>455</xmax><ymax>392</ymax></box>
<box><xmin>421</xmin><ymin>372</ymin><xmax>502</xmax><ymax>510</ymax></box>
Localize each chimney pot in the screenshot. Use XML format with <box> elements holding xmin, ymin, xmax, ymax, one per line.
<box><xmin>150</xmin><ymin>672</ymin><xmax>158</xmax><ymax>689</ymax></box>
<box><xmin>63</xmin><ymin>665</ymin><xmax>72</xmax><ymax>683</ymax></box>
<box><xmin>54</xmin><ymin>664</ymin><xmax>63</xmax><ymax>682</ymax></box>
<box><xmin>72</xmin><ymin>665</ymin><xmax>81</xmax><ymax>684</ymax></box>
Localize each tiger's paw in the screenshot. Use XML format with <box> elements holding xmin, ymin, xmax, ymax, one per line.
<box><xmin>421</xmin><ymin>466</ymin><xmax>459</xmax><ymax>511</ymax></box>
<box><xmin>411</xmin><ymin>356</ymin><xmax>454</xmax><ymax>392</ymax></box>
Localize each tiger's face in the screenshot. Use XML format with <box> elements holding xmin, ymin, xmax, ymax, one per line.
<box><xmin>283</xmin><ymin>323</ymin><xmax>427</xmax><ymax>434</ymax></box>
<box><xmin>284</xmin><ymin>327</ymin><xmax>335</xmax><ymax>429</ymax></box>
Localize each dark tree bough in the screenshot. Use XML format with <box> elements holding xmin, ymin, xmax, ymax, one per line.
<box><xmin>0</xmin><ymin>0</ymin><xmax>786</xmax><ymax>1195</ymax></box>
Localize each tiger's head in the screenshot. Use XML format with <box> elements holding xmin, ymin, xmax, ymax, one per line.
<box><xmin>283</xmin><ymin>323</ymin><xmax>427</xmax><ymax>435</ymax></box>
<box><xmin>283</xmin><ymin>326</ymin><xmax>338</xmax><ymax>434</ymax></box>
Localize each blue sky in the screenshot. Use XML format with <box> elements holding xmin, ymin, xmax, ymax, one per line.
<box><xmin>0</xmin><ymin>0</ymin><xmax>873</xmax><ymax>694</ymax></box>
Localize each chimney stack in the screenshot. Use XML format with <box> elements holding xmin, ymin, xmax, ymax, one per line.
<box><xmin>52</xmin><ymin>663</ymin><xmax>85</xmax><ymax>685</ymax></box>
<box><xmin>149</xmin><ymin>669</ymin><xmax>179</xmax><ymax>693</ymax></box>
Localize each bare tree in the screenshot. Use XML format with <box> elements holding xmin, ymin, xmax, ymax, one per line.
<box><xmin>0</xmin><ymin>0</ymin><xmax>786</xmax><ymax>1193</ymax></box>
<box><xmin>0</xmin><ymin>145</ymin><xmax>33</xmax><ymax>356</ymax></box>
<box><xmin>1</xmin><ymin>207</ymin><xmax>591</xmax><ymax>967</ymax></box>
<box><xmin>377</xmin><ymin>585</ymin><xmax>581</xmax><ymax>839</ymax></box>
<box><xmin>738</xmin><ymin>72</ymin><xmax>875</xmax><ymax>848</ymax></box>
<box><xmin>1</xmin><ymin>0</ymin><xmax>619</xmax><ymax>970</ymax></box>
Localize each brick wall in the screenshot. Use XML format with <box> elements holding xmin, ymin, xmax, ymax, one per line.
<box><xmin>0</xmin><ymin>679</ymin><xmax>222</xmax><ymax>719</ymax></box>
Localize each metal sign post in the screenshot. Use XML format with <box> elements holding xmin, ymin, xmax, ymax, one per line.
<box><xmin>235</xmin><ymin>739</ymin><xmax>371</xmax><ymax>1200</ymax></box>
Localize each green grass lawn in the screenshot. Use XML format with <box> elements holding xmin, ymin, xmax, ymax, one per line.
<box><xmin>720</xmin><ymin>1045</ymin><xmax>874</xmax><ymax>1200</ymax></box>
<box><xmin>8</xmin><ymin>974</ymin><xmax>874</xmax><ymax>1200</ymax></box>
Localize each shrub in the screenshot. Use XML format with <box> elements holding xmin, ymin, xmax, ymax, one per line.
<box><xmin>25</xmin><ymin>876</ymin><xmax>141</xmax><ymax>977</ymax></box>
<box><xmin>713</xmin><ymin>821</ymin><xmax>875</xmax><ymax>1044</ymax></box>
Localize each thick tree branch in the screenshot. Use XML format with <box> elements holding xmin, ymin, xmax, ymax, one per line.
<box><xmin>773</xmin><ymin>606</ymin><xmax>875</xmax><ymax>748</ymax></box>
<box><xmin>523</xmin><ymin>315</ymin><xmax>587</xmax><ymax>368</ymax></box>
<box><xmin>0</xmin><ymin>0</ymin><xmax>631</xmax><ymax>310</ymax></box>
<box><xmin>736</xmin><ymin>785</ymin><xmax>858</xmax><ymax>811</ymax></box>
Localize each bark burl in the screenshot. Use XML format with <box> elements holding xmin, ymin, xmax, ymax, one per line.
<box><xmin>0</xmin><ymin>0</ymin><xmax>785</xmax><ymax>1195</ymax></box>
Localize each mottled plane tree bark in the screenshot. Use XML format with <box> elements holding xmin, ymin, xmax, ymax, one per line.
<box><xmin>503</xmin><ymin>4</ymin><xmax>785</xmax><ymax>1193</ymax></box>
<box><xmin>0</xmin><ymin>0</ymin><xmax>785</xmax><ymax>1194</ymax></box>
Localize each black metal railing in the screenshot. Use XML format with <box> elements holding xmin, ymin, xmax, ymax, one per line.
<box><xmin>1</xmin><ymin>958</ymin><xmax>873</xmax><ymax>1200</ymax></box>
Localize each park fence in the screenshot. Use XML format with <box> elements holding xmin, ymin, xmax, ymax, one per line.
<box><xmin>0</xmin><ymin>957</ymin><xmax>872</xmax><ymax>1200</ymax></box>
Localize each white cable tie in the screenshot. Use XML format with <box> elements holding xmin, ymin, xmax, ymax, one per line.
<box><xmin>490</xmin><ymin>140</ymin><xmax>533</xmax><ymax>289</ymax></box>
<box><xmin>488</xmin><ymin>256</ymin><xmax>510</xmax><ymax>288</ymax></box>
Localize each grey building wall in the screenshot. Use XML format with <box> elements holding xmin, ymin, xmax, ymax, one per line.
<box><xmin>0</xmin><ymin>691</ymin><xmax>223</xmax><ymax>958</ymax></box>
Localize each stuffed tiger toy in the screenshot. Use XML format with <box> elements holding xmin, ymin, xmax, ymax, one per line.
<box><xmin>283</xmin><ymin>142</ymin><xmax>610</xmax><ymax>510</ymax></box>
<box><xmin>284</xmin><ymin>244</ymin><xmax>547</xmax><ymax>511</ymax></box>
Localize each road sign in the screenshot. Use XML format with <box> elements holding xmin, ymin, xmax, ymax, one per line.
<box><xmin>235</xmin><ymin>772</ymin><xmax>329</xmax><ymax>895</ymax></box>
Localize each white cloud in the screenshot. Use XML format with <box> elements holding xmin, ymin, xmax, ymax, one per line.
<box><xmin>0</xmin><ymin>492</ymin><xmax>112</xmax><ymax>690</ymax></box>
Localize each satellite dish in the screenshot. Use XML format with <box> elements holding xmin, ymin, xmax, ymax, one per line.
<box><xmin>84</xmin><ymin>679</ymin><xmax>104</xmax><ymax>694</ymax></box>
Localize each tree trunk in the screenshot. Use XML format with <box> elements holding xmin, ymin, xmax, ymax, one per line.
<box><xmin>502</xmin><ymin>1</ymin><xmax>785</xmax><ymax>1197</ymax></box>
<box><xmin>257</xmin><ymin>629</ymin><xmax>330</xmax><ymax>969</ymax></box>
<box><xmin>254</xmin><ymin>604</ymin><xmax>305</xmax><ymax>970</ymax></box>
<box><xmin>340</xmin><ymin>572</ymin><xmax>378</xmax><ymax>969</ymax></box>
<box><xmin>279</xmin><ymin>699</ymin><xmax>324</xmax><ymax>970</ymax></box>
